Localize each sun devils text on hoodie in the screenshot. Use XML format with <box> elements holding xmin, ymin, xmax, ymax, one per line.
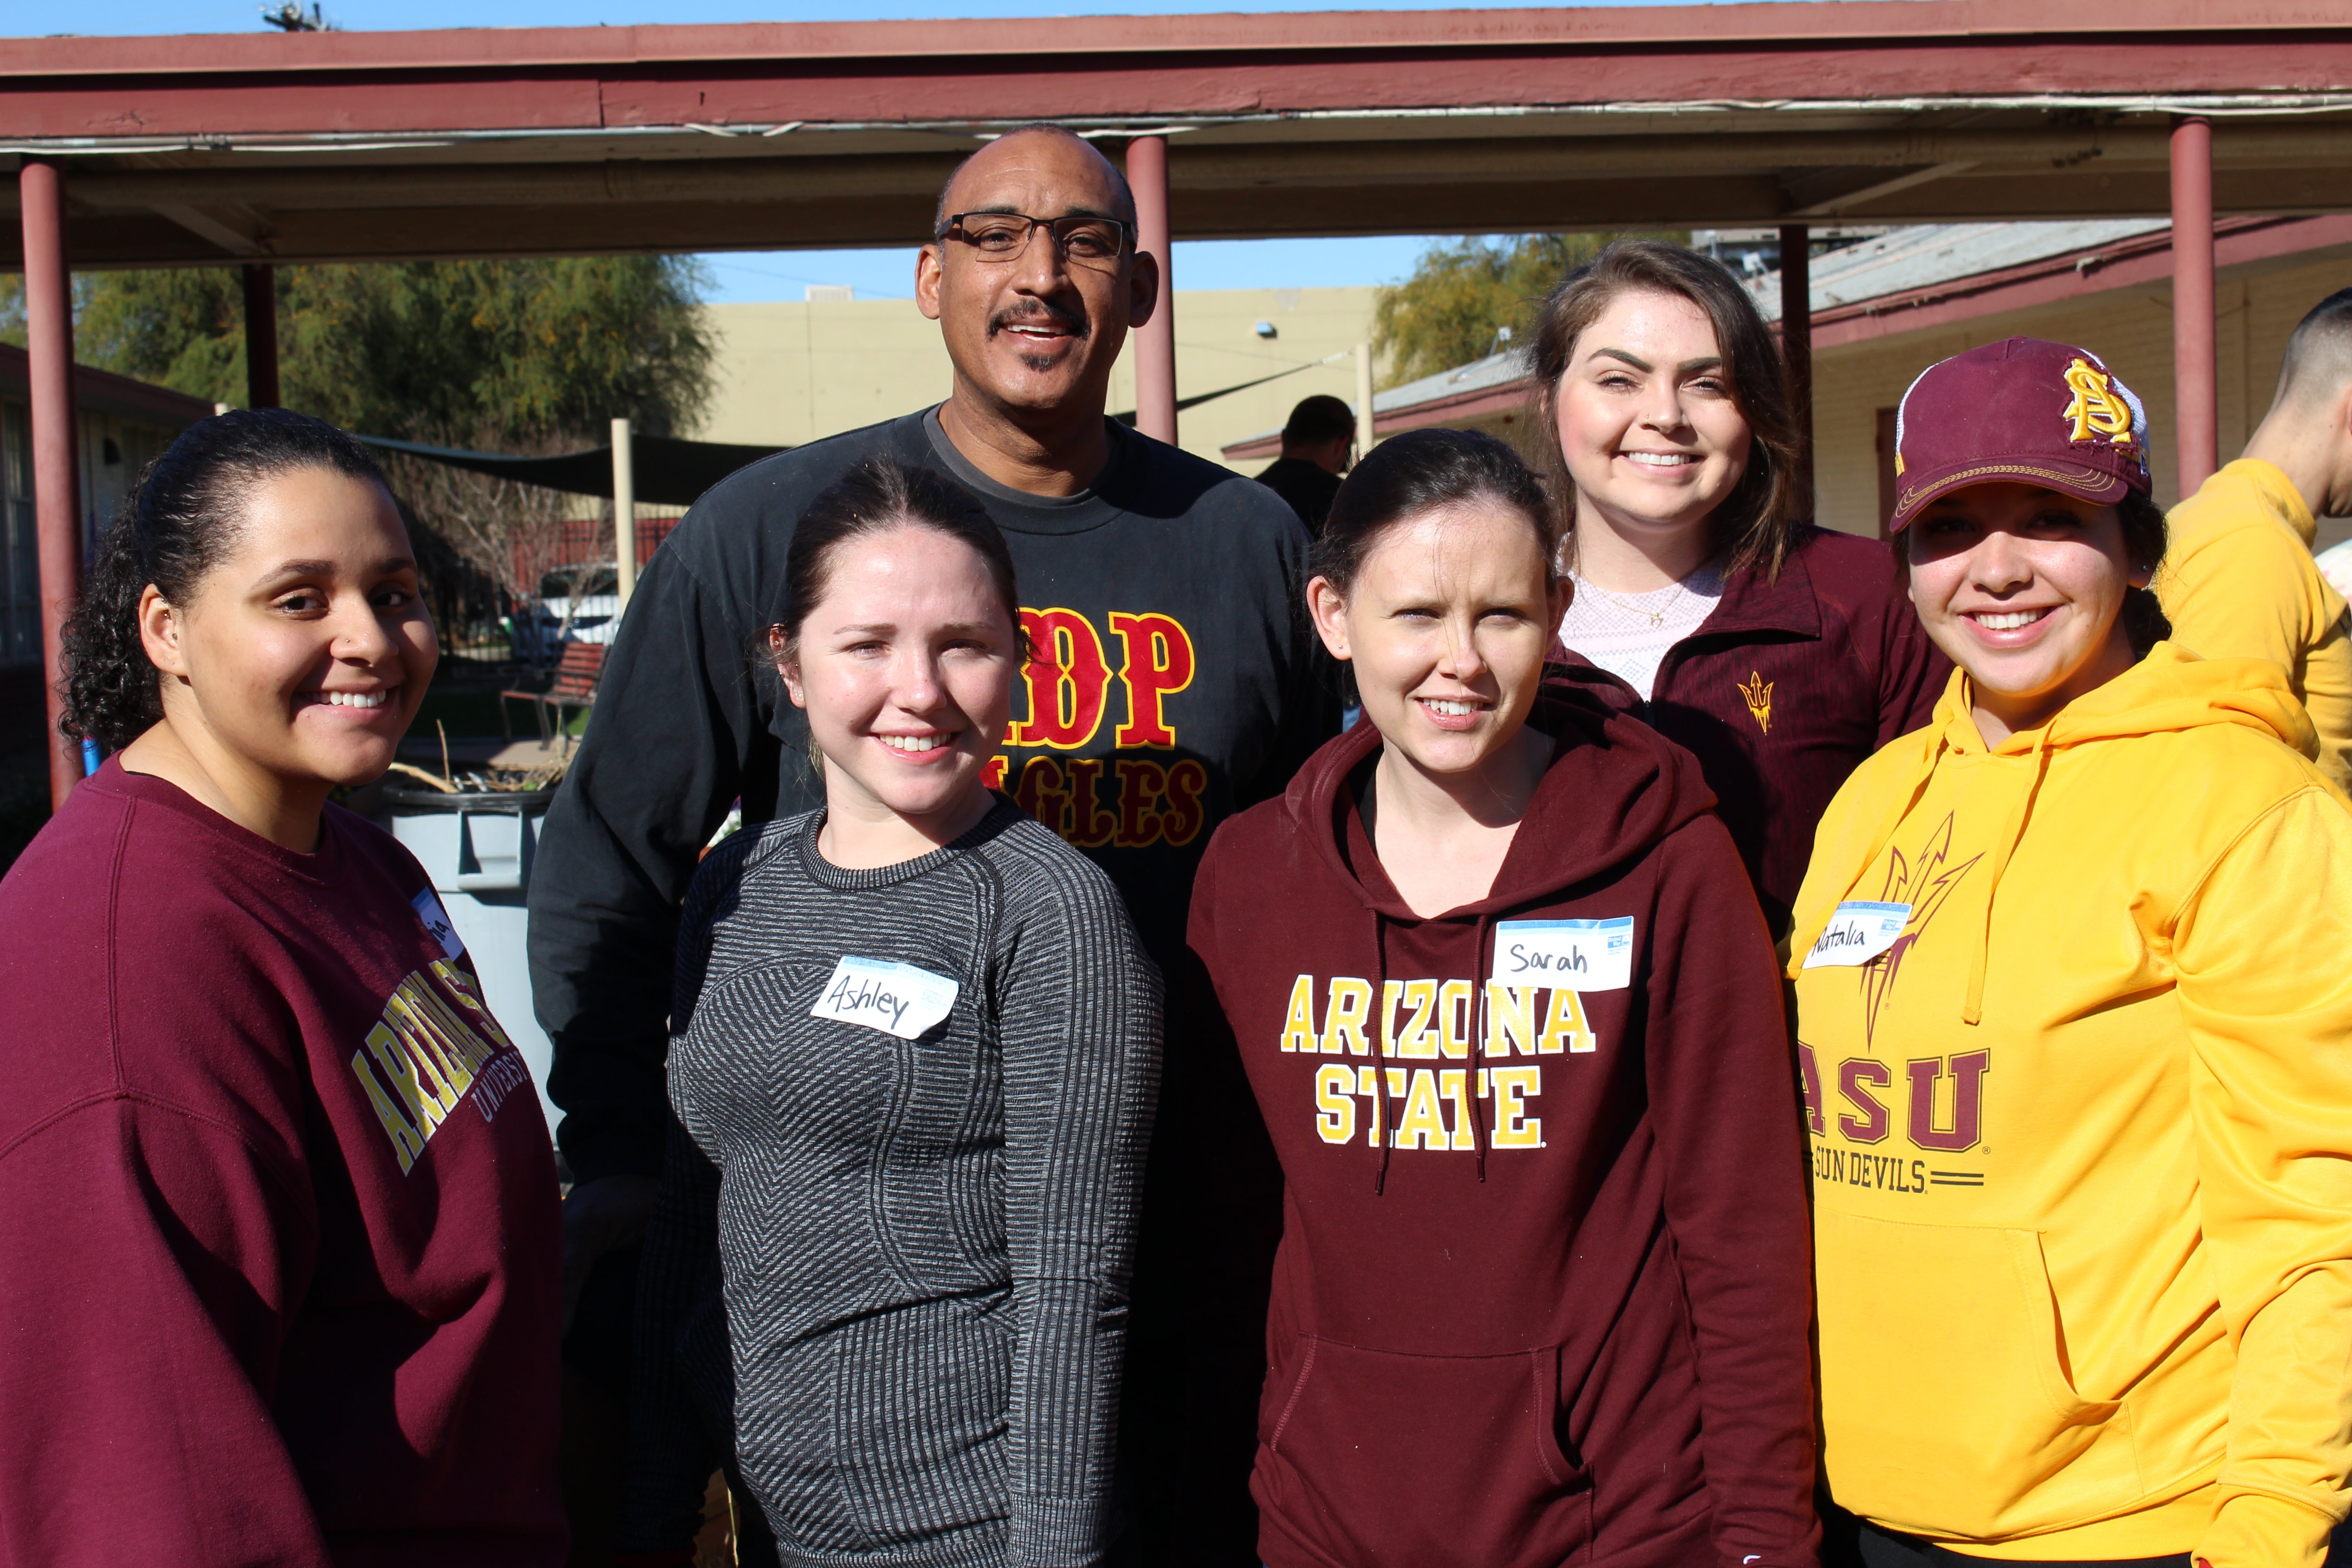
<box><xmin>1186</xmin><ymin>677</ymin><xmax>1820</xmax><ymax>1568</ymax></box>
<box><xmin>1790</xmin><ymin>645</ymin><xmax>2352</xmax><ymax>1568</ymax></box>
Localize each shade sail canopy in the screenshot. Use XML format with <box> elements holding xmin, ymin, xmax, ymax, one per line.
<box><xmin>2</xmin><ymin>2</ymin><xmax>2351</xmax><ymax>270</ymax></box>
<box><xmin>358</xmin><ymin>431</ymin><xmax>784</xmax><ymax>507</ymax></box>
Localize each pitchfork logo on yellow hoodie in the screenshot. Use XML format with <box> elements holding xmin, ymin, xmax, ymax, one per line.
<box><xmin>1861</xmin><ymin>814</ymin><xmax>1981</xmax><ymax>1045</ymax></box>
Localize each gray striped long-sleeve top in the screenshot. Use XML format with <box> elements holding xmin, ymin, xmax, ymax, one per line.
<box><xmin>622</xmin><ymin>801</ymin><xmax>1162</xmax><ymax>1568</ymax></box>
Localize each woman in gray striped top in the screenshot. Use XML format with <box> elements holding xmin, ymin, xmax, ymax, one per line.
<box><xmin>620</xmin><ymin>460</ymin><xmax>1162</xmax><ymax>1568</ymax></box>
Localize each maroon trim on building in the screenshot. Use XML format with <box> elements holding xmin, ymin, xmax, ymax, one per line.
<box><xmin>5</xmin><ymin>4</ymin><xmax>2352</xmax><ymax>139</ymax></box>
<box><xmin>0</xmin><ymin>343</ymin><xmax>216</xmax><ymax>430</ymax></box>
<box><xmin>1807</xmin><ymin>213</ymin><xmax>2352</xmax><ymax>349</ymax></box>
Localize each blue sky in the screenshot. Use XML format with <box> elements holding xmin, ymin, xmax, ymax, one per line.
<box><xmin>37</xmin><ymin>0</ymin><xmax>1802</xmax><ymax>299</ymax></box>
<box><xmin>693</xmin><ymin>237</ymin><xmax>1446</xmax><ymax>305</ymax></box>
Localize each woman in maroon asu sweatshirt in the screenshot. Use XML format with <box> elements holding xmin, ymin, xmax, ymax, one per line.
<box><xmin>1186</xmin><ymin>429</ymin><xmax>1818</xmax><ymax>1568</ymax></box>
<box><xmin>1534</xmin><ymin>239</ymin><xmax>1948</xmax><ymax>938</ymax></box>
<box><xmin>0</xmin><ymin>411</ymin><xmax>564</xmax><ymax>1567</ymax></box>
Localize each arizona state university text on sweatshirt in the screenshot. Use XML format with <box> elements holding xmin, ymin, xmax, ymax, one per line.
<box><xmin>1789</xmin><ymin>647</ymin><xmax>2352</xmax><ymax>1568</ymax></box>
<box><xmin>0</xmin><ymin>763</ymin><xmax>566</xmax><ymax>1568</ymax></box>
<box><xmin>1186</xmin><ymin>681</ymin><xmax>1819</xmax><ymax>1568</ymax></box>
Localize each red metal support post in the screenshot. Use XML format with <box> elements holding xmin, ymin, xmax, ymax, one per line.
<box><xmin>1778</xmin><ymin>223</ymin><xmax>1815</xmax><ymax>517</ymax></box>
<box><xmin>2170</xmin><ymin>116</ymin><xmax>2218</xmax><ymax>496</ymax></box>
<box><xmin>242</xmin><ymin>263</ymin><xmax>280</xmax><ymax>409</ymax></box>
<box><xmin>20</xmin><ymin>157</ymin><xmax>83</xmax><ymax>810</ymax></box>
<box><xmin>1126</xmin><ymin>135</ymin><xmax>1178</xmax><ymax>446</ymax></box>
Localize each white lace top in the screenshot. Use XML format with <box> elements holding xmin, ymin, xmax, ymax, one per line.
<box><xmin>1557</xmin><ymin>562</ymin><xmax>1727</xmax><ymax>700</ymax></box>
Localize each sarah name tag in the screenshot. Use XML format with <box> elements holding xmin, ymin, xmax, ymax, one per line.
<box><xmin>810</xmin><ymin>956</ymin><xmax>960</xmax><ymax>1040</ymax></box>
<box><xmin>1492</xmin><ymin>917</ymin><xmax>1635</xmax><ymax>992</ymax></box>
<box><xmin>1802</xmin><ymin>901</ymin><xmax>1912</xmax><ymax>968</ymax></box>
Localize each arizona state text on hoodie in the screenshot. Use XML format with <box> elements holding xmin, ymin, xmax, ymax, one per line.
<box><xmin>1791</xmin><ymin>646</ymin><xmax>2352</xmax><ymax>1568</ymax></box>
<box><xmin>1187</xmin><ymin>681</ymin><xmax>1820</xmax><ymax>1568</ymax></box>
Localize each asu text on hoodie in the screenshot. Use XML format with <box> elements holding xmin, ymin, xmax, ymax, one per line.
<box><xmin>1788</xmin><ymin>647</ymin><xmax>2352</xmax><ymax>1568</ymax></box>
<box><xmin>1187</xmin><ymin>683</ymin><xmax>1819</xmax><ymax>1568</ymax></box>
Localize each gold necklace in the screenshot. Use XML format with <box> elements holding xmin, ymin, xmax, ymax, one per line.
<box><xmin>1575</xmin><ymin>573</ymin><xmax>1687</xmax><ymax>630</ymax></box>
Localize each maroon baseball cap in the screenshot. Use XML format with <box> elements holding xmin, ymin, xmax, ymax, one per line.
<box><xmin>1886</xmin><ymin>336</ymin><xmax>2153</xmax><ymax>533</ymax></box>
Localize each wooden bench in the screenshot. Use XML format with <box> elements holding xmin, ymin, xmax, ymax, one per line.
<box><xmin>500</xmin><ymin>642</ymin><xmax>606</xmax><ymax>756</ymax></box>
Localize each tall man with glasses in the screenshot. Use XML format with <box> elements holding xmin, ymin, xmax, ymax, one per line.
<box><xmin>531</xmin><ymin>123</ymin><xmax>1324</xmax><ymax>1564</ymax></box>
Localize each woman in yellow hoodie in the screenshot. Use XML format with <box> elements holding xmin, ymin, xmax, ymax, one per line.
<box><xmin>1791</xmin><ymin>338</ymin><xmax>2352</xmax><ymax>1568</ymax></box>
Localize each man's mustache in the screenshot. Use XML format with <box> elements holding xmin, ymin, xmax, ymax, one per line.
<box><xmin>988</xmin><ymin>300</ymin><xmax>1090</xmax><ymax>340</ymax></box>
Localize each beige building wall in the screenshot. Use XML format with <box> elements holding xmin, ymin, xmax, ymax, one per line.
<box><xmin>1808</xmin><ymin>247</ymin><xmax>2352</xmax><ymax>541</ymax></box>
<box><xmin>696</xmin><ymin>286</ymin><xmax>1378</xmax><ymax>475</ymax></box>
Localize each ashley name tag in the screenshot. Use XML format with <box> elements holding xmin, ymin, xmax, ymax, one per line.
<box><xmin>1802</xmin><ymin>901</ymin><xmax>1912</xmax><ymax>969</ymax></box>
<box><xmin>1492</xmin><ymin>917</ymin><xmax>1635</xmax><ymax>992</ymax></box>
<box><xmin>810</xmin><ymin>956</ymin><xmax>960</xmax><ymax>1040</ymax></box>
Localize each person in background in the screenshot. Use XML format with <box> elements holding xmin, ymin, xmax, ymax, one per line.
<box><xmin>0</xmin><ymin>410</ymin><xmax>564</xmax><ymax>1566</ymax></box>
<box><xmin>2161</xmin><ymin>284</ymin><xmax>2352</xmax><ymax>791</ymax></box>
<box><xmin>1535</xmin><ymin>238</ymin><xmax>1946</xmax><ymax>939</ymax></box>
<box><xmin>533</xmin><ymin>122</ymin><xmax>1326</xmax><ymax>1563</ymax></box>
<box><xmin>1253</xmin><ymin>393</ymin><xmax>1356</xmax><ymax>536</ymax></box>
<box><xmin>1188</xmin><ymin>428</ymin><xmax>1819</xmax><ymax>1568</ymax></box>
<box><xmin>1792</xmin><ymin>338</ymin><xmax>2352</xmax><ymax>1568</ymax></box>
<box><xmin>619</xmin><ymin>460</ymin><xmax>1158</xmax><ymax>1568</ymax></box>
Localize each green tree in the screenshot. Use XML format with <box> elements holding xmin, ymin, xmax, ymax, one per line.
<box><xmin>1371</xmin><ymin>232</ymin><xmax>1686</xmax><ymax>390</ymax></box>
<box><xmin>66</xmin><ymin>258</ymin><xmax>713</xmax><ymax>611</ymax></box>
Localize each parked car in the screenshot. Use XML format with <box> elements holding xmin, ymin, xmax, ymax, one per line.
<box><xmin>509</xmin><ymin>561</ymin><xmax>619</xmax><ymax>663</ymax></box>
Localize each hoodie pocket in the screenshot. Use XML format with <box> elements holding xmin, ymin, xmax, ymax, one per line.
<box><xmin>1257</xmin><ymin>1337</ymin><xmax>1591</xmax><ymax>1568</ymax></box>
<box><xmin>1817</xmin><ymin>1210</ymin><xmax>2142</xmax><ymax>1539</ymax></box>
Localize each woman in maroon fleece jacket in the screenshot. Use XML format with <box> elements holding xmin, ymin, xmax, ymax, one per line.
<box><xmin>1186</xmin><ymin>428</ymin><xmax>1818</xmax><ymax>1568</ymax></box>
<box><xmin>0</xmin><ymin>411</ymin><xmax>564</xmax><ymax>1567</ymax></box>
<box><xmin>1534</xmin><ymin>239</ymin><xmax>1948</xmax><ymax>937</ymax></box>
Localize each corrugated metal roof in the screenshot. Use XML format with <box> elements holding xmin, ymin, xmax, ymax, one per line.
<box><xmin>1743</xmin><ymin>219</ymin><xmax>2172</xmax><ymax>321</ymax></box>
<box><xmin>1370</xmin><ymin>346</ymin><xmax>1535</xmax><ymax>415</ymax></box>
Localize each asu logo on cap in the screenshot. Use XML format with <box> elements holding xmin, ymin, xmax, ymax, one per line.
<box><xmin>2059</xmin><ymin>356</ymin><xmax>2142</xmax><ymax>451</ymax></box>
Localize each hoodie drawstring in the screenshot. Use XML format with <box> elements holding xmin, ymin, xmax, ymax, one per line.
<box><xmin>1962</xmin><ymin>726</ymin><xmax>2053</xmax><ymax>1026</ymax></box>
<box><xmin>1369</xmin><ymin>908</ymin><xmax>1392</xmax><ymax>1196</ymax></box>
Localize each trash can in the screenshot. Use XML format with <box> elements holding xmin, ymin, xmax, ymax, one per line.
<box><xmin>382</xmin><ymin>784</ymin><xmax>561</xmax><ymax>1142</ymax></box>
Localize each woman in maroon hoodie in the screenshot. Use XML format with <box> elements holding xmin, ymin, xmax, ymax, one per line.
<box><xmin>0</xmin><ymin>410</ymin><xmax>564</xmax><ymax>1567</ymax></box>
<box><xmin>1186</xmin><ymin>428</ymin><xmax>1819</xmax><ymax>1568</ymax></box>
<box><xmin>1535</xmin><ymin>239</ymin><xmax>1948</xmax><ymax>937</ymax></box>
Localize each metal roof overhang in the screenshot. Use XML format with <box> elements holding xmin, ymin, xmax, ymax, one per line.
<box><xmin>3</xmin><ymin>0</ymin><xmax>2352</xmax><ymax>270</ymax></box>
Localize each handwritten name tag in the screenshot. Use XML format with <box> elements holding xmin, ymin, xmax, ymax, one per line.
<box><xmin>411</xmin><ymin>889</ymin><xmax>466</xmax><ymax>960</ymax></box>
<box><xmin>1492</xmin><ymin>917</ymin><xmax>1635</xmax><ymax>992</ymax></box>
<box><xmin>1801</xmin><ymin>901</ymin><xmax>1912</xmax><ymax>969</ymax></box>
<box><xmin>810</xmin><ymin>956</ymin><xmax>960</xmax><ymax>1040</ymax></box>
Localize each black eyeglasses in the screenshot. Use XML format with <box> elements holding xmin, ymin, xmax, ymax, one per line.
<box><xmin>937</xmin><ymin>211</ymin><xmax>1135</xmax><ymax>270</ymax></box>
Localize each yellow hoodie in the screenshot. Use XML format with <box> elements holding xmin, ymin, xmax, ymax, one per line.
<box><xmin>2162</xmin><ymin>457</ymin><xmax>2352</xmax><ymax>793</ymax></box>
<box><xmin>1789</xmin><ymin>645</ymin><xmax>2352</xmax><ymax>1567</ymax></box>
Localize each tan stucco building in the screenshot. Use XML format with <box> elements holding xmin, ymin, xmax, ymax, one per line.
<box><xmin>696</xmin><ymin>285</ymin><xmax>1379</xmax><ymax>477</ymax></box>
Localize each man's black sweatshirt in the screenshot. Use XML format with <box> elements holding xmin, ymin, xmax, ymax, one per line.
<box><xmin>528</xmin><ymin>406</ymin><xmax>1334</xmax><ymax>1188</ymax></box>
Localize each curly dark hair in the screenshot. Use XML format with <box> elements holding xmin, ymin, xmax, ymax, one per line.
<box><xmin>59</xmin><ymin>408</ymin><xmax>393</xmax><ymax>753</ymax></box>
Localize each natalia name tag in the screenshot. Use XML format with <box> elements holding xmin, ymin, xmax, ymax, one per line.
<box><xmin>1492</xmin><ymin>917</ymin><xmax>1635</xmax><ymax>992</ymax></box>
<box><xmin>1802</xmin><ymin>902</ymin><xmax>1912</xmax><ymax>969</ymax></box>
<box><xmin>810</xmin><ymin>956</ymin><xmax>960</xmax><ymax>1040</ymax></box>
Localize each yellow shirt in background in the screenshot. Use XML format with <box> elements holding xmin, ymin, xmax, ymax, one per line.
<box><xmin>2161</xmin><ymin>457</ymin><xmax>2352</xmax><ymax>790</ymax></box>
<box><xmin>1790</xmin><ymin>649</ymin><xmax>2352</xmax><ymax>1568</ymax></box>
